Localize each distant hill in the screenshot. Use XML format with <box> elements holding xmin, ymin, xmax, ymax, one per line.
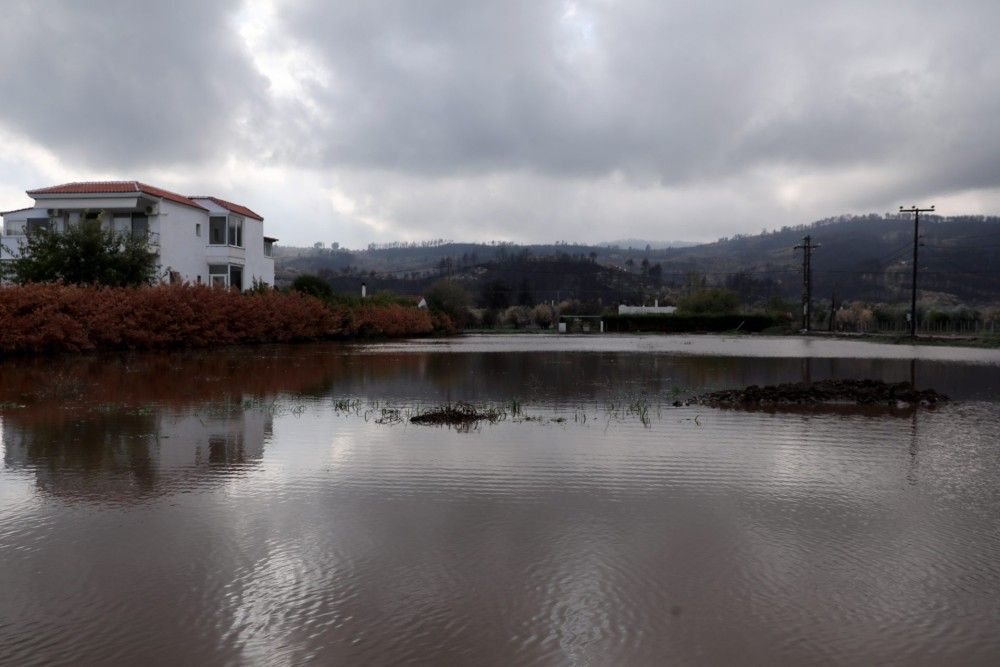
<box><xmin>654</xmin><ymin>213</ymin><xmax>1000</xmax><ymax>307</ymax></box>
<box><xmin>276</xmin><ymin>214</ymin><xmax>1000</xmax><ymax>308</ymax></box>
<box><xmin>598</xmin><ymin>238</ymin><xmax>698</xmax><ymax>250</ymax></box>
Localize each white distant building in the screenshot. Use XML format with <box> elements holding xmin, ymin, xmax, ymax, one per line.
<box><xmin>1</xmin><ymin>181</ymin><xmax>277</xmax><ymax>289</ymax></box>
<box><xmin>618</xmin><ymin>303</ymin><xmax>677</xmax><ymax>315</ymax></box>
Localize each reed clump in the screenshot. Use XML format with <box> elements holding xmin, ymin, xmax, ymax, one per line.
<box><xmin>410</xmin><ymin>403</ymin><xmax>504</xmax><ymax>426</ymax></box>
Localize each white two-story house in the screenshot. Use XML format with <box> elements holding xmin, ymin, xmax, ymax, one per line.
<box><xmin>0</xmin><ymin>181</ymin><xmax>277</xmax><ymax>289</ymax></box>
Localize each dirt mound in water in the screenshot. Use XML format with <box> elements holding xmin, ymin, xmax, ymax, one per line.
<box><xmin>410</xmin><ymin>403</ymin><xmax>503</xmax><ymax>425</ymax></box>
<box><xmin>695</xmin><ymin>379</ymin><xmax>948</xmax><ymax>408</ymax></box>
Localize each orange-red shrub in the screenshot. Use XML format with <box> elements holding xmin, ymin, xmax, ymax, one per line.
<box><xmin>0</xmin><ymin>283</ymin><xmax>337</xmax><ymax>353</ymax></box>
<box><xmin>332</xmin><ymin>303</ymin><xmax>434</xmax><ymax>338</ymax></box>
<box><xmin>0</xmin><ymin>283</ymin><xmax>427</xmax><ymax>354</ymax></box>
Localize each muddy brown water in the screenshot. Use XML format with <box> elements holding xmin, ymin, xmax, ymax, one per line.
<box><xmin>2</xmin><ymin>335</ymin><xmax>1000</xmax><ymax>665</ymax></box>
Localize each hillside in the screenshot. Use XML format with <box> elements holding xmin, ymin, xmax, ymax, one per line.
<box><xmin>657</xmin><ymin>214</ymin><xmax>1000</xmax><ymax>306</ymax></box>
<box><xmin>276</xmin><ymin>214</ymin><xmax>1000</xmax><ymax>308</ymax></box>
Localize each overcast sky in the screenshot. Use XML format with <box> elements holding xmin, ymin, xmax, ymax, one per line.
<box><xmin>1</xmin><ymin>0</ymin><xmax>998</xmax><ymax>247</ymax></box>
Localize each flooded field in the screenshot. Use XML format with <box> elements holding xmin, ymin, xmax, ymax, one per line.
<box><xmin>2</xmin><ymin>335</ymin><xmax>1000</xmax><ymax>665</ymax></box>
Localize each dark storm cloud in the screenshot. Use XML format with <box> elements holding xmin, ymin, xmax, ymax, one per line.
<box><xmin>276</xmin><ymin>0</ymin><xmax>1000</xmax><ymax>188</ymax></box>
<box><xmin>0</xmin><ymin>0</ymin><xmax>269</xmax><ymax>169</ymax></box>
<box><xmin>2</xmin><ymin>0</ymin><xmax>1000</xmax><ymax>244</ymax></box>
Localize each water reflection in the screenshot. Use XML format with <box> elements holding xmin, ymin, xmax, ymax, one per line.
<box><xmin>1</xmin><ymin>341</ymin><xmax>999</xmax><ymax>504</ymax></box>
<box><xmin>3</xmin><ymin>341</ymin><xmax>1000</xmax><ymax>410</ymax></box>
<box><xmin>2</xmin><ymin>402</ymin><xmax>271</xmax><ymax>501</ymax></box>
<box><xmin>1</xmin><ymin>339</ymin><xmax>999</xmax><ymax>664</ymax></box>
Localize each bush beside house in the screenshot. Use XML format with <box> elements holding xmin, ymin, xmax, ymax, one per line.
<box><xmin>0</xmin><ymin>283</ymin><xmax>433</xmax><ymax>355</ymax></box>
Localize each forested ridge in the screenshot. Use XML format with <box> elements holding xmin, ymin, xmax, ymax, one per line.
<box><xmin>277</xmin><ymin>214</ymin><xmax>1000</xmax><ymax>308</ymax></box>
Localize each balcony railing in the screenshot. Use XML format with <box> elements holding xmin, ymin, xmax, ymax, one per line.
<box><xmin>0</xmin><ymin>229</ymin><xmax>158</xmax><ymax>248</ymax></box>
<box><xmin>140</xmin><ymin>231</ymin><xmax>160</xmax><ymax>248</ymax></box>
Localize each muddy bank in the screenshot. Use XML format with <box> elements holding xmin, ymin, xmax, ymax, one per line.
<box><xmin>693</xmin><ymin>379</ymin><xmax>949</xmax><ymax>408</ymax></box>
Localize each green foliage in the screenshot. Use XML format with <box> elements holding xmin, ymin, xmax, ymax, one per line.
<box><xmin>481</xmin><ymin>279</ymin><xmax>512</xmax><ymax>309</ymax></box>
<box><xmin>246</xmin><ymin>277</ymin><xmax>271</xmax><ymax>294</ymax></box>
<box><xmin>291</xmin><ymin>274</ymin><xmax>333</xmax><ymax>299</ymax></box>
<box><xmin>427</xmin><ymin>279</ymin><xmax>473</xmax><ymax>324</ymax></box>
<box><xmin>531</xmin><ymin>303</ymin><xmax>556</xmax><ymax>328</ymax></box>
<box><xmin>339</xmin><ymin>291</ymin><xmax>409</xmax><ymax>308</ymax></box>
<box><xmin>765</xmin><ymin>296</ymin><xmax>796</xmax><ymax>314</ymax></box>
<box><xmin>480</xmin><ymin>308</ymin><xmax>500</xmax><ymax>328</ymax></box>
<box><xmin>11</xmin><ymin>215</ymin><xmax>157</xmax><ymax>287</ymax></box>
<box><xmin>677</xmin><ymin>288</ymin><xmax>740</xmax><ymax>315</ymax></box>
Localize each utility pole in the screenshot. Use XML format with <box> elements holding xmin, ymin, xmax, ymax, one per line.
<box><xmin>899</xmin><ymin>205</ymin><xmax>934</xmax><ymax>338</ymax></box>
<box><xmin>794</xmin><ymin>235</ymin><xmax>819</xmax><ymax>331</ymax></box>
<box><xmin>828</xmin><ymin>290</ymin><xmax>837</xmax><ymax>332</ymax></box>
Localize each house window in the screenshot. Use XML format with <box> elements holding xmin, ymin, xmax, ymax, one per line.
<box><xmin>196</xmin><ymin>223</ymin><xmax>202</xmax><ymax>237</ymax></box>
<box><xmin>4</xmin><ymin>220</ymin><xmax>26</xmax><ymax>235</ymax></box>
<box><xmin>209</xmin><ymin>264</ymin><xmax>228</xmax><ymax>288</ymax></box>
<box><xmin>209</xmin><ymin>217</ymin><xmax>227</xmax><ymax>245</ymax></box>
<box><xmin>263</xmin><ymin>239</ymin><xmax>273</xmax><ymax>257</ymax></box>
<box><xmin>227</xmin><ymin>216</ymin><xmax>243</xmax><ymax>247</ymax></box>
<box><xmin>26</xmin><ymin>218</ymin><xmax>52</xmax><ymax>233</ymax></box>
<box><xmin>112</xmin><ymin>214</ymin><xmax>131</xmax><ymax>234</ymax></box>
<box><xmin>229</xmin><ymin>265</ymin><xmax>243</xmax><ymax>291</ymax></box>
<box><xmin>131</xmin><ymin>215</ymin><xmax>148</xmax><ymax>237</ymax></box>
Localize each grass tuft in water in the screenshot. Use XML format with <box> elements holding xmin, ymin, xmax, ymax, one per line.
<box><xmin>410</xmin><ymin>403</ymin><xmax>505</xmax><ymax>426</ymax></box>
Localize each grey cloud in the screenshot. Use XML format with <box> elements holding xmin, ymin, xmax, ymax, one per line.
<box><xmin>2</xmin><ymin>0</ymin><xmax>1000</xmax><ymax>246</ymax></box>
<box><xmin>276</xmin><ymin>0</ymin><xmax>1000</xmax><ymax>190</ymax></box>
<box><xmin>0</xmin><ymin>0</ymin><xmax>269</xmax><ymax>170</ymax></box>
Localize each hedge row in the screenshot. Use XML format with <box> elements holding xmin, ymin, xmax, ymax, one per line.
<box><xmin>330</xmin><ymin>303</ymin><xmax>435</xmax><ymax>338</ymax></box>
<box><xmin>0</xmin><ymin>283</ymin><xmax>433</xmax><ymax>354</ymax></box>
<box><xmin>601</xmin><ymin>313</ymin><xmax>780</xmax><ymax>333</ymax></box>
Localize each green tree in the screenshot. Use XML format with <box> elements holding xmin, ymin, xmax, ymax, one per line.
<box><xmin>517</xmin><ymin>277</ymin><xmax>533</xmax><ymax>306</ymax></box>
<box><xmin>291</xmin><ymin>274</ymin><xmax>333</xmax><ymax>299</ymax></box>
<box><xmin>427</xmin><ymin>279</ymin><xmax>473</xmax><ymax>325</ymax></box>
<box><xmin>481</xmin><ymin>279</ymin><xmax>512</xmax><ymax>309</ymax></box>
<box><xmin>677</xmin><ymin>287</ymin><xmax>740</xmax><ymax>315</ymax></box>
<box><xmin>11</xmin><ymin>215</ymin><xmax>157</xmax><ymax>287</ymax></box>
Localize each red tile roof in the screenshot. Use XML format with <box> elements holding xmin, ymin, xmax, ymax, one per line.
<box><xmin>0</xmin><ymin>206</ymin><xmax>35</xmax><ymax>216</ymax></box>
<box><xmin>191</xmin><ymin>196</ymin><xmax>263</xmax><ymax>221</ymax></box>
<box><xmin>27</xmin><ymin>181</ymin><xmax>207</xmax><ymax>211</ymax></box>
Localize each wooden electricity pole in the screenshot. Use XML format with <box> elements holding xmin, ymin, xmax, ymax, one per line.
<box><xmin>899</xmin><ymin>205</ymin><xmax>934</xmax><ymax>338</ymax></box>
<box><xmin>795</xmin><ymin>235</ymin><xmax>819</xmax><ymax>331</ymax></box>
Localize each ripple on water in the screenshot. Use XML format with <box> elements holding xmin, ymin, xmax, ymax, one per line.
<box><xmin>2</xmin><ymin>345</ymin><xmax>1000</xmax><ymax>664</ymax></box>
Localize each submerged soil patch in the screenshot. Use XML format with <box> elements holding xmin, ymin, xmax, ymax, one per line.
<box><xmin>694</xmin><ymin>379</ymin><xmax>948</xmax><ymax>409</ymax></box>
<box><xmin>410</xmin><ymin>403</ymin><xmax>504</xmax><ymax>426</ymax></box>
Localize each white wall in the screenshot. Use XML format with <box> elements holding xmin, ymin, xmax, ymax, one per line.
<box><xmin>192</xmin><ymin>198</ymin><xmax>274</xmax><ymax>288</ymax></box>
<box><xmin>618</xmin><ymin>305</ymin><xmax>678</xmax><ymax>315</ymax></box>
<box><xmin>242</xmin><ymin>216</ymin><xmax>274</xmax><ymax>287</ymax></box>
<box><xmin>156</xmin><ymin>200</ymin><xmax>211</xmax><ymax>284</ymax></box>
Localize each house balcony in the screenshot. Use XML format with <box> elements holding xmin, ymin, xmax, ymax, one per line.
<box><xmin>206</xmin><ymin>243</ymin><xmax>246</xmax><ymax>263</ymax></box>
<box><xmin>0</xmin><ymin>229</ymin><xmax>157</xmax><ymax>261</ymax></box>
<box><xmin>139</xmin><ymin>231</ymin><xmax>159</xmax><ymax>249</ymax></box>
